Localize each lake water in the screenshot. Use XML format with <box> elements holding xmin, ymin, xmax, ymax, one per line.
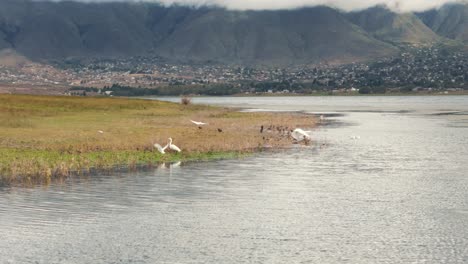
<box><xmin>1</xmin><ymin>96</ymin><xmax>468</xmax><ymax>263</ymax></box>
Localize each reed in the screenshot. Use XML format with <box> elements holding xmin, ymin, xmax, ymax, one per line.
<box><xmin>0</xmin><ymin>94</ymin><xmax>315</xmax><ymax>184</ymax></box>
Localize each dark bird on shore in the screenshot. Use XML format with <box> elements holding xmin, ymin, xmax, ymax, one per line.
<box><xmin>217</xmin><ymin>128</ymin><xmax>223</xmax><ymax>133</ymax></box>
<box><xmin>260</xmin><ymin>125</ymin><xmax>264</xmax><ymax>133</ymax></box>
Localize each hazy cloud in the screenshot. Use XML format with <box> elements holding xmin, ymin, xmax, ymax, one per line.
<box><xmin>44</xmin><ymin>0</ymin><xmax>467</xmax><ymax>12</ymax></box>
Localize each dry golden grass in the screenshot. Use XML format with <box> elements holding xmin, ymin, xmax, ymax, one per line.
<box><xmin>0</xmin><ymin>94</ymin><xmax>315</xmax><ymax>183</ymax></box>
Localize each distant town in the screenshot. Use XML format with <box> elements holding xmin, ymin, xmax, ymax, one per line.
<box><xmin>1</xmin><ymin>46</ymin><xmax>467</xmax><ymax>96</ymax></box>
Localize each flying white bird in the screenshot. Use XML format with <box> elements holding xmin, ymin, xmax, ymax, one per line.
<box><xmin>190</xmin><ymin>120</ymin><xmax>208</xmax><ymax>126</ymax></box>
<box><xmin>291</xmin><ymin>128</ymin><xmax>312</xmax><ymax>142</ymax></box>
<box><xmin>98</xmin><ymin>130</ymin><xmax>104</xmax><ymax>134</ymax></box>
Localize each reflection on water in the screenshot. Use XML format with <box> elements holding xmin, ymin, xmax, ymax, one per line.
<box><xmin>1</xmin><ymin>96</ymin><xmax>468</xmax><ymax>263</ymax></box>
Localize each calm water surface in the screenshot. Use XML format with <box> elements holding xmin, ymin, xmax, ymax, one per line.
<box><xmin>1</xmin><ymin>96</ymin><xmax>468</xmax><ymax>263</ymax></box>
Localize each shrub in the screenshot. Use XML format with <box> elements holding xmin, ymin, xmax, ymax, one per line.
<box><xmin>181</xmin><ymin>96</ymin><xmax>192</xmax><ymax>105</ymax></box>
<box><xmin>358</xmin><ymin>87</ymin><xmax>371</xmax><ymax>94</ymax></box>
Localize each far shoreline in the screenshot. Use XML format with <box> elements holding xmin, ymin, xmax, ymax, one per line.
<box><xmin>143</xmin><ymin>91</ymin><xmax>468</xmax><ymax>98</ymax></box>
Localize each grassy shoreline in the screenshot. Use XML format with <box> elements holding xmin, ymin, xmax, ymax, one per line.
<box><xmin>0</xmin><ymin>94</ymin><xmax>315</xmax><ymax>184</ymax></box>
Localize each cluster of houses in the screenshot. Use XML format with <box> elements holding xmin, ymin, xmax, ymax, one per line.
<box><xmin>290</xmin><ymin>47</ymin><xmax>468</xmax><ymax>90</ymax></box>
<box><xmin>2</xmin><ymin>47</ymin><xmax>467</xmax><ymax>95</ymax></box>
<box><xmin>65</xmin><ymin>89</ymin><xmax>113</xmax><ymax>97</ymax></box>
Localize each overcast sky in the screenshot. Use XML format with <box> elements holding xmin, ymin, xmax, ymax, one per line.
<box><xmin>45</xmin><ymin>0</ymin><xmax>466</xmax><ymax>12</ymax></box>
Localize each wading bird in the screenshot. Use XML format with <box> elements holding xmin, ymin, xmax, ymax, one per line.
<box><xmin>291</xmin><ymin>128</ymin><xmax>311</xmax><ymax>142</ymax></box>
<box><xmin>167</xmin><ymin>137</ymin><xmax>181</xmax><ymax>152</ymax></box>
<box><xmin>154</xmin><ymin>138</ymin><xmax>181</xmax><ymax>154</ymax></box>
<box><xmin>154</xmin><ymin>143</ymin><xmax>167</xmax><ymax>154</ymax></box>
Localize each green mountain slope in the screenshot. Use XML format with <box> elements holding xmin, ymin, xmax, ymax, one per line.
<box><xmin>156</xmin><ymin>7</ymin><xmax>397</xmax><ymax>65</ymax></box>
<box><xmin>347</xmin><ymin>6</ymin><xmax>441</xmax><ymax>45</ymax></box>
<box><xmin>417</xmin><ymin>4</ymin><xmax>468</xmax><ymax>43</ymax></box>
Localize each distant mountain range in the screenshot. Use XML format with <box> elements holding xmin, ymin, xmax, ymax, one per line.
<box><xmin>0</xmin><ymin>0</ymin><xmax>467</xmax><ymax>66</ymax></box>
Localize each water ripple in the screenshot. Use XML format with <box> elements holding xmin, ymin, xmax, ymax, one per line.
<box><xmin>1</xmin><ymin>96</ymin><xmax>468</xmax><ymax>263</ymax></box>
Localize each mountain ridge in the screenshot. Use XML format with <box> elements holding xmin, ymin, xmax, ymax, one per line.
<box><xmin>417</xmin><ymin>3</ymin><xmax>468</xmax><ymax>43</ymax></box>
<box><xmin>0</xmin><ymin>0</ymin><xmax>466</xmax><ymax>66</ymax></box>
<box><xmin>347</xmin><ymin>6</ymin><xmax>442</xmax><ymax>44</ymax></box>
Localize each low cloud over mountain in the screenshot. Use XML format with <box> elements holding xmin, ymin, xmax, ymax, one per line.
<box><xmin>40</xmin><ymin>0</ymin><xmax>467</xmax><ymax>12</ymax></box>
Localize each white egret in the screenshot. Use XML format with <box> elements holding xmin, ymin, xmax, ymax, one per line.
<box><xmin>190</xmin><ymin>120</ymin><xmax>208</xmax><ymax>127</ymax></box>
<box><xmin>167</xmin><ymin>137</ymin><xmax>181</xmax><ymax>152</ymax></box>
<box><xmin>98</xmin><ymin>130</ymin><xmax>104</xmax><ymax>134</ymax></box>
<box><xmin>154</xmin><ymin>143</ymin><xmax>167</xmax><ymax>154</ymax></box>
<box><xmin>291</xmin><ymin>128</ymin><xmax>311</xmax><ymax>142</ymax></box>
<box><xmin>154</xmin><ymin>138</ymin><xmax>181</xmax><ymax>154</ymax></box>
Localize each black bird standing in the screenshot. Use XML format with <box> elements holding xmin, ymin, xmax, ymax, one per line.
<box><xmin>260</xmin><ymin>125</ymin><xmax>264</xmax><ymax>133</ymax></box>
<box><xmin>217</xmin><ymin>128</ymin><xmax>223</xmax><ymax>133</ymax></box>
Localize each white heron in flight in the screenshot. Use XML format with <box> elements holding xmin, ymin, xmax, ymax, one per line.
<box><xmin>190</xmin><ymin>120</ymin><xmax>208</xmax><ymax>128</ymax></box>
<box><xmin>291</xmin><ymin>128</ymin><xmax>312</xmax><ymax>142</ymax></box>
<box><xmin>154</xmin><ymin>138</ymin><xmax>181</xmax><ymax>154</ymax></box>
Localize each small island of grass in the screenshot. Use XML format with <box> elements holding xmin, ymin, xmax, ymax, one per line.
<box><xmin>0</xmin><ymin>94</ymin><xmax>315</xmax><ymax>184</ymax></box>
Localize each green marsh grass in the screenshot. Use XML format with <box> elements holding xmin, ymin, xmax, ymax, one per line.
<box><xmin>0</xmin><ymin>94</ymin><xmax>315</xmax><ymax>184</ymax></box>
